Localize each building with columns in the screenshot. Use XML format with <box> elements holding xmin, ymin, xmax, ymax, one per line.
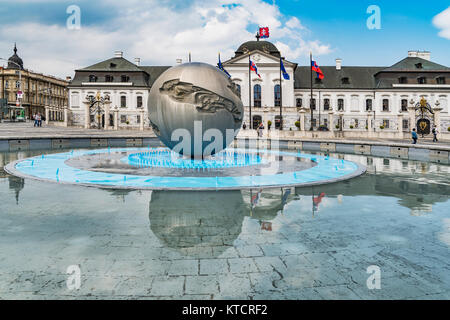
<box><xmin>1</xmin><ymin>44</ymin><xmax>69</xmax><ymax>122</ymax></box>
<box><xmin>68</xmin><ymin>51</ymin><xmax>169</xmax><ymax>130</ymax></box>
<box><xmin>68</xmin><ymin>41</ymin><xmax>450</xmax><ymax>138</ymax></box>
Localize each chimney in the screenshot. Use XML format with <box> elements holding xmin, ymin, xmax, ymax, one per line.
<box><xmin>134</xmin><ymin>58</ymin><xmax>141</xmax><ymax>66</ymax></box>
<box><xmin>176</xmin><ymin>58</ymin><xmax>182</xmax><ymax>64</ymax></box>
<box><xmin>408</xmin><ymin>51</ymin><xmax>431</xmax><ymax>61</ymax></box>
<box><xmin>66</xmin><ymin>76</ymin><xmax>72</xmax><ymax>81</ymax></box>
<box><xmin>336</xmin><ymin>58</ymin><xmax>342</xmax><ymax>70</ymax></box>
<box><xmin>114</xmin><ymin>51</ymin><xmax>123</xmax><ymax>58</ymax></box>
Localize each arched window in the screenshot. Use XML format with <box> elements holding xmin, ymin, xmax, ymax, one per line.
<box><xmin>137</xmin><ymin>96</ymin><xmax>143</xmax><ymax>108</ymax></box>
<box><xmin>274</xmin><ymin>84</ymin><xmax>281</xmax><ymax>107</ymax></box>
<box><xmin>105</xmin><ymin>75</ymin><xmax>114</xmax><ymax>82</ymax></box>
<box><xmin>235</xmin><ymin>84</ymin><xmax>241</xmax><ymax>98</ymax></box>
<box><xmin>254</xmin><ymin>84</ymin><xmax>261</xmax><ymax>107</ymax></box>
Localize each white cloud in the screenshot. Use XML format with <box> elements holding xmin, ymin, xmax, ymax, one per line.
<box><xmin>433</xmin><ymin>7</ymin><xmax>450</xmax><ymax>40</ymax></box>
<box><xmin>0</xmin><ymin>0</ymin><xmax>331</xmax><ymax>78</ymax></box>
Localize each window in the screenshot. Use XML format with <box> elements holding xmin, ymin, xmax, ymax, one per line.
<box><xmin>436</xmin><ymin>77</ymin><xmax>446</xmax><ymax>84</ymax></box>
<box><xmin>137</xmin><ymin>115</ymin><xmax>141</xmax><ymax>124</ymax></box>
<box><xmin>354</xmin><ymin>119</ymin><xmax>359</xmax><ymax>128</ymax></box>
<box><xmin>16</xmin><ymin>81</ymin><xmax>21</xmax><ymax>88</ymax></box>
<box><xmin>341</xmin><ymin>77</ymin><xmax>350</xmax><ymax>84</ymax></box>
<box><xmin>253</xmin><ymin>84</ymin><xmax>261</xmax><ymax>107</ymax></box>
<box><xmin>415</xmin><ymin>63</ymin><xmax>423</xmax><ymax>69</ymax></box>
<box><xmin>120</xmin><ymin>115</ymin><xmax>127</xmax><ymax>123</ymax></box>
<box><xmin>296</xmin><ymin>98</ymin><xmax>302</xmax><ymax>108</ymax></box>
<box><xmin>236</xmin><ymin>84</ymin><xmax>241</xmax><ymax>98</ymax></box>
<box><xmin>89</xmin><ymin>75</ymin><xmax>97</xmax><ymax>82</ymax></box>
<box><xmin>324</xmin><ymin>98</ymin><xmax>330</xmax><ymax>110</ymax></box>
<box><xmin>105</xmin><ymin>75</ymin><xmax>114</xmax><ymax>82</ymax></box>
<box><xmin>274</xmin><ymin>84</ymin><xmax>281</xmax><ymax>107</ymax></box>
<box><xmin>398</xmin><ymin>77</ymin><xmax>407</xmax><ymax>84</ymax></box>
<box><xmin>5</xmin><ymin>80</ymin><xmax>8</xmax><ymax>89</ymax></box>
<box><xmin>137</xmin><ymin>96</ymin><xmax>143</xmax><ymax>108</ymax></box>
<box><xmin>311</xmin><ymin>118</ymin><xmax>317</xmax><ymax>127</ymax></box>
<box><xmin>417</xmin><ymin>77</ymin><xmax>426</xmax><ymax>84</ymax></box>
<box><xmin>310</xmin><ymin>98</ymin><xmax>316</xmax><ymax>110</ymax></box>
<box><xmin>338</xmin><ymin>99</ymin><xmax>344</xmax><ymax>111</ymax></box>
<box><xmin>120</xmin><ymin>95</ymin><xmax>126</xmax><ymax>108</ymax></box>
<box><xmin>403</xmin><ymin>119</ymin><xmax>409</xmax><ymax>130</ymax></box>
<box><xmin>382</xmin><ymin>99</ymin><xmax>389</xmax><ymax>111</ymax></box>
<box><xmin>383</xmin><ymin>119</ymin><xmax>389</xmax><ymax>128</ymax></box>
<box><xmin>401</xmin><ymin>99</ymin><xmax>408</xmax><ymax>112</ymax></box>
<box><xmin>121</xmin><ymin>75</ymin><xmax>130</xmax><ymax>83</ymax></box>
<box><xmin>366</xmin><ymin>99</ymin><xmax>372</xmax><ymax>111</ymax></box>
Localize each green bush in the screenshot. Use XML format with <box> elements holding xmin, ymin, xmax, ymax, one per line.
<box><xmin>267</xmin><ymin>120</ymin><xmax>272</xmax><ymax>126</ymax></box>
<box><xmin>295</xmin><ymin>121</ymin><xmax>300</xmax><ymax>129</ymax></box>
<box><xmin>335</xmin><ymin>124</ymin><xmax>340</xmax><ymax>129</ymax></box>
<box><xmin>349</xmin><ymin>125</ymin><xmax>354</xmax><ymax>129</ymax></box>
<box><xmin>379</xmin><ymin>125</ymin><xmax>385</xmax><ymax>129</ymax></box>
<box><xmin>448</xmin><ymin>126</ymin><xmax>450</xmax><ymax>132</ymax></box>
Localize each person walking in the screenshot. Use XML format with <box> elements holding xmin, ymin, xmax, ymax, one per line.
<box><xmin>36</xmin><ymin>113</ymin><xmax>42</xmax><ymax>127</ymax></box>
<box><xmin>432</xmin><ymin>127</ymin><xmax>438</xmax><ymax>142</ymax></box>
<box><xmin>33</xmin><ymin>114</ymin><xmax>38</xmax><ymax>127</ymax></box>
<box><xmin>242</xmin><ymin>122</ymin><xmax>247</xmax><ymax>130</ymax></box>
<box><xmin>411</xmin><ymin>128</ymin><xmax>418</xmax><ymax>144</ymax></box>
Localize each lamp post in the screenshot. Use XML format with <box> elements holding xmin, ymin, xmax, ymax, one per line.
<box><xmin>0</xmin><ymin>58</ymin><xmax>22</xmax><ymax>121</ymax></box>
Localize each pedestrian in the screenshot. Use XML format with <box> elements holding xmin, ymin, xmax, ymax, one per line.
<box><xmin>36</xmin><ymin>113</ymin><xmax>42</xmax><ymax>127</ymax></box>
<box><xmin>242</xmin><ymin>122</ymin><xmax>247</xmax><ymax>130</ymax></box>
<box><xmin>411</xmin><ymin>128</ymin><xmax>418</xmax><ymax>144</ymax></box>
<box><xmin>33</xmin><ymin>114</ymin><xmax>38</xmax><ymax>127</ymax></box>
<box><xmin>432</xmin><ymin>127</ymin><xmax>438</xmax><ymax>142</ymax></box>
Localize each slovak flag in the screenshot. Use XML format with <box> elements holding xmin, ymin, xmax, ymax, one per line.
<box><xmin>311</xmin><ymin>60</ymin><xmax>324</xmax><ymax>80</ymax></box>
<box><xmin>250</xmin><ymin>60</ymin><xmax>261</xmax><ymax>78</ymax></box>
<box><xmin>259</xmin><ymin>27</ymin><xmax>269</xmax><ymax>39</ymax></box>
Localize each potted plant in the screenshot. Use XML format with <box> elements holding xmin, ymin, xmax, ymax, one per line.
<box><xmin>267</xmin><ymin>120</ymin><xmax>272</xmax><ymax>130</ymax></box>
<box><xmin>295</xmin><ymin>121</ymin><xmax>300</xmax><ymax>130</ymax></box>
<box><xmin>126</xmin><ymin>120</ymin><xmax>130</xmax><ymax>125</ymax></box>
<box><xmin>447</xmin><ymin>126</ymin><xmax>450</xmax><ymax>132</ymax></box>
<box><xmin>349</xmin><ymin>125</ymin><xmax>354</xmax><ymax>129</ymax></box>
<box><xmin>335</xmin><ymin>124</ymin><xmax>340</xmax><ymax>129</ymax></box>
<box><xmin>379</xmin><ymin>125</ymin><xmax>385</xmax><ymax>130</ymax></box>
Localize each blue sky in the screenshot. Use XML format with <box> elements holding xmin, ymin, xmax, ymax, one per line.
<box><xmin>0</xmin><ymin>0</ymin><xmax>449</xmax><ymax>78</ymax></box>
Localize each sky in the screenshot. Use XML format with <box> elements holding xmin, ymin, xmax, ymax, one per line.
<box><xmin>0</xmin><ymin>0</ymin><xmax>449</xmax><ymax>79</ymax></box>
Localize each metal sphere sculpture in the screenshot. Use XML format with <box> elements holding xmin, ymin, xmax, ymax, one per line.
<box><xmin>148</xmin><ymin>62</ymin><xmax>243</xmax><ymax>158</ymax></box>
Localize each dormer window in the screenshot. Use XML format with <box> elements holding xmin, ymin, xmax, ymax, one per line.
<box><xmin>121</xmin><ymin>75</ymin><xmax>130</xmax><ymax>82</ymax></box>
<box><xmin>110</xmin><ymin>63</ymin><xmax>117</xmax><ymax>68</ymax></box>
<box><xmin>341</xmin><ymin>77</ymin><xmax>350</xmax><ymax>84</ymax></box>
<box><xmin>88</xmin><ymin>75</ymin><xmax>97</xmax><ymax>82</ymax></box>
<box><xmin>105</xmin><ymin>75</ymin><xmax>114</xmax><ymax>82</ymax></box>
<box><xmin>415</xmin><ymin>63</ymin><xmax>423</xmax><ymax>69</ymax></box>
<box><xmin>417</xmin><ymin>77</ymin><xmax>426</xmax><ymax>84</ymax></box>
<box><xmin>398</xmin><ymin>77</ymin><xmax>407</xmax><ymax>84</ymax></box>
<box><xmin>436</xmin><ymin>77</ymin><xmax>446</xmax><ymax>84</ymax></box>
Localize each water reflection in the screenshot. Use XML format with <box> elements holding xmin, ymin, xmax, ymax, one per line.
<box><xmin>148</xmin><ymin>190</ymin><xmax>285</xmax><ymax>257</ymax></box>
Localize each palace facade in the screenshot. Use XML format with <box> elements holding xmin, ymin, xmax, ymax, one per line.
<box><xmin>68</xmin><ymin>40</ymin><xmax>450</xmax><ymax>137</ymax></box>
<box><xmin>0</xmin><ymin>44</ymin><xmax>69</xmax><ymax>122</ymax></box>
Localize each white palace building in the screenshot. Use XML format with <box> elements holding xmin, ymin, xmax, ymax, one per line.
<box><xmin>68</xmin><ymin>40</ymin><xmax>450</xmax><ymax>140</ymax></box>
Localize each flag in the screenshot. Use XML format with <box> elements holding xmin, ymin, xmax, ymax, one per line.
<box><xmin>259</xmin><ymin>27</ymin><xmax>269</xmax><ymax>39</ymax></box>
<box><xmin>251</xmin><ymin>189</ymin><xmax>262</xmax><ymax>208</ymax></box>
<box><xmin>313</xmin><ymin>192</ymin><xmax>326</xmax><ymax>210</ymax></box>
<box><xmin>280</xmin><ymin>58</ymin><xmax>290</xmax><ymax>80</ymax></box>
<box><xmin>311</xmin><ymin>60</ymin><xmax>324</xmax><ymax>80</ymax></box>
<box><xmin>282</xmin><ymin>188</ymin><xmax>291</xmax><ymax>206</ymax></box>
<box><xmin>217</xmin><ymin>53</ymin><xmax>231</xmax><ymax>78</ymax></box>
<box><xmin>250</xmin><ymin>60</ymin><xmax>261</xmax><ymax>78</ymax></box>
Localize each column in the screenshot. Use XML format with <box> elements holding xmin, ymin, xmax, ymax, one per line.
<box><xmin>45</xmin><ymin>106</ymin><xmax>49</xmax><ymax>125</ymax></box>
<box><xmin>104</xmin><ymin>103</ymin><xmax>110</xmax><ymax>130</ymax></box>
<box><xmin>63</xmin><ymin>106</ymin><xmax>68</xmax><ymax>127</ymax></box>
<box><xmin>114</xmin><ymin>108</ymin><xmax>119</xmax><ymax>131</ymax></box>
<box><xmin>84</xmin><ymin>103</ymin><xmax>90</xmax><ymax>129</ymax></box>
<box><xmin>367</xmin><ymin>112</ymin><xmax>373</xmax><ymax>138</ymax></box>
<box><xmin>139</xmin><ymin>109</ymin><xmax>145</xmax><ymax>131</ymax></box>
<box><xmin>328</xmin><ymin>111</ymin><xmax>334</xmax><ymax>133</ymax></box>
<box><xmin>433</xmin><ymin>106</ymin><xmax>443</xmax><ymax>138</ymax></box>
<box><xmin>299</xmin><ymin>109</ymin><xmax>306</xmax><ymax>132</ymax></box>
<box><xmin>397</xmin><ymin>114</ymin><xmax>403</xmax><ymax>139</ymax></box>
<box><xmin>408</xmin><ymin>104</ymin><xmax>415</xmax><ymax>131</ymax></box>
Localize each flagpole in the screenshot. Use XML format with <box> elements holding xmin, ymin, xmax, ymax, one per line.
<box><xmin>249</xmin><ymin>54</ymin><xmax>252</xmax><ymax>130</ymax></box>
<box><xmin>310</xmin><ymin>52</ymin><xmax>314</xmax><ymax>131</ymax></box>
<box><xmin>279</xmin><ymin>58</ymin><xmax>283</xmax><ymax>130</ymax></box>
